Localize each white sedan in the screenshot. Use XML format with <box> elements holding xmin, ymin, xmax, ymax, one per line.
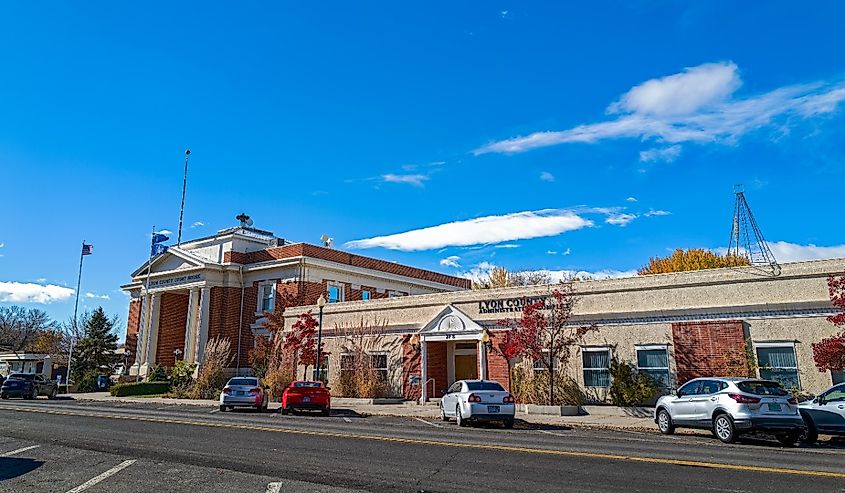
<box><xmin>439</xmin><ymin>379</ymin><xmax>516</xmax><ymax>428</ymax></box>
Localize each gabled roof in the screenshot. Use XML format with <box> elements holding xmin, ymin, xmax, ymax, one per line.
<box><xmin>418</xmin><ymin>304</ymin><xmax>485</xmax><ymax>338</ymax></box>
<box><xmin>130</xmin><ymin>247</ymin><xmax>212</xmax><ymax>278</ymax></box>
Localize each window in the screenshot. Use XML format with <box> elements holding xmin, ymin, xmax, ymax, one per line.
<box><xmin>361</xmin><ymin>290</ymin><xmax>371</xmax><ymax>301</ymax></box>
<box><xmin>388</xmin><ymin>290</ymin><xmax>403</xmax><ymax>298</ymax></box>
<box><xmin>466</xmin><ymin>381</ymin><xmax>505</xmax><ymax>391</ymax></box>
<box><xmin>755</xmin><ymin>344</ymin><xmax>799</xmax><ymax>389</ymax></box>
<box><xmin>371</xmin><ymin>353</ymin><xmax>388</xmax><ymax>381</ymax></box>
<box><xmin>582</xmin><ymin>348</ymin><xmax>611</xmax><ymax>388</ymax></box>
<box><xmin>737</xmin><ymin>380</ymin><xmax>788</xmax><ymax>396</ymax></box>
<box><xmin>327</xmin><ymin>284</ymin><xmax>344</xmax><ymax>303</ymax></box>
<box><xmin>636</xmin><ymin>346</ymin><xmax>670</xmax><ymax>388</ymax></box>
<box><xmin>258</xmin><ymin>283</ymin><xmax>275</xmax><ymax>313</ymax></box>
<box><xmin>832</xmin><ymin>371</ymin><xmax>845</xmax><ymax>385</ymax></box>
<box><xmin>677</xmin><ymin>380</ymin><xmax>701</xmax><ymax>397</ymax></box>
<box><xmin>447</xmin><ymin>382</ymin><xmax>463</xmax><ymax>393</ymax></box>
<box><xmin>340</xmin><ymin>354</ymin><xmax>355</xmax><ymax>373</ymax></box>
<box><xmin>821</xmin><ymin>385</ymin><xmax>845</xmax><ymax>403</ymax></box>
<box><xmin>699</xmin><ymin>380</ymin><xmax>724</xmax><ymax>395</ymax></box>
<box><xmin>228</xmin><ymin>378</ymin><xmax>259</xmax><ymax>386</ymax></box>
<box><xmin>533</xmin><ymin>350</ymin><xmax>551</xmax><ymax>371</ymax></box>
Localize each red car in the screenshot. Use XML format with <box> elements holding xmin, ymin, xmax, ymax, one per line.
<box><xmin>281</xmin><ymin>381</ymin><xmax>331</xmax><ymax>416</ymax></box>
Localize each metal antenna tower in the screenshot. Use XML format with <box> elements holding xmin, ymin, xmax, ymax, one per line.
<box><xmin>727</xmin><ymin>185</ymin><xmax>780</xmax><ymax>276</ymax></box>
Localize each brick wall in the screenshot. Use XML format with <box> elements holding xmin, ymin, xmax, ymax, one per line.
<box><xmin>155</xmin><ymin>292</ymin><xmax>189</xmax><ymax>367</ymax></box>
<box><xmin>209</xmin><ymin>286</ymin><xmax>255</xmax><ymax>368</ymax></box>
<box><xmin>672</xmin><ymin>320</ymin><xmax>748</xmax><ymax>385</ymax></box>
<box><xmin>125</xmin><ymin>300</ymin><xmax>141</xmax><ymax>361</ymax></box>
<box><xmin>426</xmin><ymin>342</ymin><xmax>448</xmax><ymax>398</ymax></box>
<box><xmin>401</xmin><ymin>336</ymin><xmax>422</xmax><ymax>401</ymax></box>
<box><xmin>224</xmin><ymin>242</ymin><xmax>469</xmax><ymax>289</ymax></box>
<box><xmin>486</xmin><ymin>348</ymin><xmax>510</xmax><ymax>391</ymax></box>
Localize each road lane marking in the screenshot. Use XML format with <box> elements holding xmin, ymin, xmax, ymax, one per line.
<box><xmin>65</xmin><ymin>459</ymin><xmax>136</xmax><ymax>493</ymax></box>
<box><xmin>0</xmin><ymin>444</ymin><xmax>40</xmax><ymax>457</ymax></box>
<box><xmin>4</xmin><ymin>405</ymin><xmax>845</xmax><ymax>480</ymax></box>
<box><xmin>209</xmin><ymin>409</ymin><xmax>220</xmax><ymax>414</ymax></box>
<box><xmin>266</xmin><ymin>482</ymin><xmax>282</xmax><ymax>493</ymax></box>
<box><xmin>343</xmin><ymin>417</ymin><xmax>352</xmax><ymax>423</ymax></box>
<box><xmin>538</xmin><ymin>430</ymin><xmax>570</xmax><ymax>437</ymax></box>
<box><xmin>413</xmin><ymin>417</ymin><xmax>441</xmax><ymax>428</ymax></box>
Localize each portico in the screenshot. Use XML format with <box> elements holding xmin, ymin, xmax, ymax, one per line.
<box><xmin>417</xmin><ymin>305</ymin><xmax>490</xmax><ymax>403</ymax></box>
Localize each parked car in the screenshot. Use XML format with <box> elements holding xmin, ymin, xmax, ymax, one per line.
<box><xmin>219</xmin><ymin>377</ymin><xmax>269</xmax><ymax>412</ymax></box>
<box><xmin>799</xmin><ymin>382</ymin><xmax>845</xmax><ymax>444</ymax></box>
<box><xmin>281</xmin><ymin>381</ymin><xmax>331</xmax><ymax>416</ymax></box>
<box><xmin>0</xmin><ymin>373</ymin><xmax>58</xmax><ymax>400</ymax></box>
<box><xmin>440</xmin><ymin>379</ymin><xmax>516</xmax><ymax>428</ymax></box>
<box><xmin>655</xmin><ymin>377</ymin><xmax>804</xmax><ymax>445</ymax></box>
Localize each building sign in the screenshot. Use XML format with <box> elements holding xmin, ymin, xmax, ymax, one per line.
<box><xmin>148</xmin><ymin>273</ymin><xmax>203</xmax><ymax>289</ymax></box>
<box><xmin>478</xmin><ymin>296</ymin><xmax>547</xmax><ymax>314</ymax></box>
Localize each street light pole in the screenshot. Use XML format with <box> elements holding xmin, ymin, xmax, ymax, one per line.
<box><xmin>314</xmin><ymin>294</ymin><xmax>327</xmax><ymax>381</ymax></box>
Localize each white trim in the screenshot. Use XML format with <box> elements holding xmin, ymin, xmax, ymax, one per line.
<box><xmin>256</xmin><ymin>281</ymin><xmax>276</xmax><ymax>315</ymax></box>
<box><xmin>327</xmin><ymin>281</ymin><xmax>345</xmax><ymax>303</ymax></box>
<box><xmin>635</xmin><ymin>345</ymin><xmax>670</xmax><ymax>387</ymax></box>
<box><xmin>581</xmin><ymin>346</ymin><xmax>612</xmax><ymax>388</ymax></box>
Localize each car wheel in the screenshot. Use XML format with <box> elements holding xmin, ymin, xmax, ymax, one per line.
<box><xmin>776</xmin><ymin>431</ymin><xmax>800</xmax><ymax>447</ymax></box>
<box><xmin>48</xmin><ymin>388</ymin><xmax>57</xmax><ymax>400</ymax></box>
<box><xmin>321</xmin><ymin>408</ymin><xmax>330</xmax><ymax>417</ymax></box>
<box><xmin>799</xmin><ymin>415</ymin><xmax>818</xmax><ymax>445</ymax></box>
<box><xmin>503</xmin><ymin>419</ymin><xmax>514</xmax><ymax>429</ymax></box>
<box><xmin>219</xmin><ymin>405</ymin><xmax>227</xmax><ymax>412</ymax></box>
<box><xmin>713</xmin><ymin>414</ymin><xmax>737</xmax><ymax>444</ymax></box>
<box><xmin>657</xmin><ymin>409</ymin><xmax>675</xmax><ymax>435</ymax></box>
<box><xmin>281</xmin><ymin>406</ymin><xmax>289</xmax><ymax>415</ymax></box>
<box><xmin>440</xmin><ymin>404</ymin><xmax>449</xmax><ymax>422</ymax></box>
<box><xmin>456</xmin><ymin>405</ymin><xmax>466</xmax><ymax>427</ymax></box>
<box><xmin>0</xmin><ymin>393</ymin><xmax>7</xmax><ymax>400</ymax></box>
<box><xmin>28</xmin><ymin>388</ymin><xmax>38</xmax><ymax>400</ymax></box>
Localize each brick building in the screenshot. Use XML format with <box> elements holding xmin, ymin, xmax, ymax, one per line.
<box><xmin>121</xmin><ymin>225</ymin><xmax>469</xmax><ymax>378</ymax></box>
<box><xmin>284</xmin><ymin>257</ymin><xmax>845</xmax><ymax>402</ymax></box>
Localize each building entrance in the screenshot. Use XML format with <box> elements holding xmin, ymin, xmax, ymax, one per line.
<box><xmin>454</xmin><ymin>354</ymin><xmax>478</xmax><ymax>381</ymax></box>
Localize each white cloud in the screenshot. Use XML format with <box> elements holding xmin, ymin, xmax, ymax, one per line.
<box><xmin>644</xmin><ymin>209</ymin><xmax>671</xmax><ymax>217</ymax></box>
<box><xmin>439</xmin><ymin>256</ymin><xmax>461</xmax><ymax>268</ymax></box>
<box><xmin>0</xmin><ymin>242</ymin><xmax>4</xmax><ymax>248</ymax></box>
<box><xmin>346</xmin><ymin>209</ymin><xmax>594</xmax><ymax>251</ymax></box>
<box><xmin>190</xmin><ymin>221</ymin><xmax>205</xmax><ymax>228</ymax></box>
<box><xmin>626</xmin><ymin>197</ymin><xmax>637</xmax><ymax>202</ymax></box>
<box><xmin>605</xmin><ymin>213</ymin><xmax>637</xmax><ymax>226</ymax></box>
<box><xmin>639</xmin><ymin>145</ymin><xmax>682</xmax><ymax>163</ymax></box>
<box><xmin>563</xmin><ymin>248</ymin><xmax>571</xmax><ymax>255</ymax></box>
<box><xmin>459</xmin><ymin>262</ymin><xmax>636</xmax><ymax>284</ymax></box>
<box><xmin>546</xmin><ymin>250</ymin><xmax>557</xmax><ymax>255</ymax></box>
<box><xmin>475</xmin><ymin>62</ymin><xmax>845</xmax><ymax>156</ymax></box>
<box><xmin>495</xmin><ymin>244</ymin><xmax>520</xmax><ymax>249</ymax></box>
<box><xmin>84</xmin><ymin>292</ymin><xmax>111</xmax><ymax>300</ymax></box>
<box><xmin>157</xmin><ymin>229</ymin><xmax>173</xmax><ymax>235</ymax></box>
<box><xmin>382</xmin><ymin>174</ymin><xmax>429</xmax><ymax>187</ymax></box>
<box><xmin>0</xmin><ymin>282</ymin><xmax>74</xmax><ymax>304</ymax></box>
<box><xmin>767</xmin><ymin>241</ymin><xmax>845</xmax><ymax>263</ymax></box>
<box><xmin>608</xmin><ymin>62</ymin><xmax>741</xmax><ymax>117</ymax></box>
<box><xmin>539</xmin><ymin>171</ymin><xmax>555</xmax><ymax>182</ymax></box>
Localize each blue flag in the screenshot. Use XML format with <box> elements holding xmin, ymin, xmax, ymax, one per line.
<box><xmin>151</xmin><ymin>244</ymin><xmax>169</xmax><ymax>257</ymax></box>
<box><xmin>151</xmin><ymin>233</ymin><xmax>169</xmax><ymax>245</ymax></box>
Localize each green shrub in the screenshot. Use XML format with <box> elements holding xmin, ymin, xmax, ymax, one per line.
<box><xmin>76</xmin><ymin>370</ymin><xmax>102</xmax><ymax>393</ymax></box>
<box><xmin>110</xmin><ymin>381</ymin><xmax>171</xmax><ymax>397</ymax></box>
<box><xmin>608</xmin><ymin>357</ymin><xmax>660</xmax><ymax>406</ymax></box>
<box><xmin>170</xmin><ymin>360</ymin><xmax>197</xmax><ymax>389</ymax></box>
<box><xmin>145</xmin><ymin>364</ymin><xmax>167</xmax><ymax>382</ymax></box>
<box><xmin>510</xmin><ymin>365</ymin><xmax>584</xmax><ymax>405</ymax></box>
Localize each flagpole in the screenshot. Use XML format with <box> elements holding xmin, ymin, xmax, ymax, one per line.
<box><xmin>66</xmin><ymin>240</ymin><xmax>85</xmax><ymax>387</ymax></box>
<box><xmin>176</xmin><ymin>149</ymin><xmax>191</xmax><ymax>246</ymax></box>
<box><xmin>139</xmin><ymin>225</ymin><xmax>156</xmax><ymax>382</ymax></box>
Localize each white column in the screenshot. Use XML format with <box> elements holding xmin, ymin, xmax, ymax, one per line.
<box><xmin>194</xmin><ymin>287</ymin><xmax>211</xmax><ymax>364</ymax></box>
<box><xmin>141</xmin><ymin>293</ymin><xmax>161</xmax><ymax>375</ymax></box>
<box><xmin>130</xmin><ymin>295</ymin><xmax>148</xmax><ymax>376</ymax></box>
<box><xmin>183</xmin><ymin>288</ymin><xmax>199</xmax><ymax>362</ymax></box>
<box><xmin>480</xmin><ymin>341</ymin><xmax>488</xmax><ymax>380</ymax></box>
<box><xmin>420</xmin><ymin>340</ymin><xmax>428</xmax><ymax>404</ymax></box>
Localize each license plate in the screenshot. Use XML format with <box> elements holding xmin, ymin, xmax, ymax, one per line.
<box><xmin>236</xmin><ymin>391</ymin><xmax>244</xmax><ymax>396</ymax></box>
<box><xmin>302</xmin><ymin>397</ymin><xmax>310</xmax><ymax>402</ymax></box>
<box><xmin>768</xmin><ymin>403</ymin><xmax>782</xmax><ymax>412</ymax></box>
<box><xmin>487</xmin><ymin>405</ymin><xmax>500</xmax><ymax>413</ymax></box>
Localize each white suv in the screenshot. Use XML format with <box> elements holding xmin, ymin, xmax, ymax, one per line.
<box><xmin>654</xmin><ymin>377</ymin><xmax>804</xmax><ymax>445</ymax></box>
<box><xmin>799</xmin><ymin>383</ymin><xmax>845</xmax><ymax>444</ymax></box>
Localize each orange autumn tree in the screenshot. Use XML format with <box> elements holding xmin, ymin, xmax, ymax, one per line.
<box><xmin>638</xmin><ymin>248</ymin><xmax>750</xmax><ymax>275</ymax></box>
<box><xmin>812</xmin><ymin>274</ymin><xmax>845</xmax><ymax>374</ymax></box>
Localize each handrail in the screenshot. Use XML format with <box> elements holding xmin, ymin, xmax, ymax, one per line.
<box><xmin>422</xmin><ymin>377</ymin><xmax>435</xmax><ymax>404</ymax></box>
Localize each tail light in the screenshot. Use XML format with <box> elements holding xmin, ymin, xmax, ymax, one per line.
<box><xmin>223</xmin><ymin>386</ymin><xmax>231</xmax><ymax>394</ymax></box>
<box><xmin>468</xmin><ymin>393</ymin><xmax>482</xmax><ymax>403</ymax></box>
<box><xmin>728</xmin><ymin>393</ymin><xmax>760</xmax><ymax>404</ymax></box>
<box><xmin>503</xmin><ymin>394</ymin><xmax>515</xmax><ymax>404</ymax></box>
<box><xmin>787</xmin><ymin>397</ymin><xmax>798</xmax><ymax>405</ymax></box>
<box><xmin>249</xmin><ymin>387</ymin><xmax>261</xmax><ymax>394</ymax></box>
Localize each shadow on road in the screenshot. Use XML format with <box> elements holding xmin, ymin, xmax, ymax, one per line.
<box><xmin>513</xmin><ymin>420</ymin><xmax>573</xmax><ymax>432</ymax></box>
<box><xmin>0</xmin><ymin>457</ymin><xmax>44</xmax><ymax>481</ymax></box>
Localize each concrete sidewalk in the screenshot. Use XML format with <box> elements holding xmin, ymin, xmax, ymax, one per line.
<box><xmin>69</xmin><ymin>393</ymin><xmax>656</xmax><ymax>431</ymax></box>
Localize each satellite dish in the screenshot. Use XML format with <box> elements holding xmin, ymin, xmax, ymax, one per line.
<box><xmin>320</xmin><ymin>234</ymin><xmax>333</xmax><ymax>248</ymax></box>
<box><xmin>246</xmin><ymin>218</ymin><xmax>254</xmax><ymax>227</ymax></box>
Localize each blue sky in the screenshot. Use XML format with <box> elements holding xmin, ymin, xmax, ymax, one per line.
<box><xmin>2</xmin><ymin>2</ymin><xmax>845</xmax><ymax>338</ymax></box>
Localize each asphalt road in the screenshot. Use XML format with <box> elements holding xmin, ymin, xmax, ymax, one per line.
<box><xmin>0</xmin><ymin>398</ymin><xmax>844</xmax><ymax>492</ymax></box>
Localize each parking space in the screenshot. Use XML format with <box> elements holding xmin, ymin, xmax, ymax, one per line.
<box><xmin>0</xmin><ymin>437</ymin><xmax>366</xmax><ymax>493</ymax></box>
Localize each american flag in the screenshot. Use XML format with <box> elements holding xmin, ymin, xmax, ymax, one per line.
<box><xmin>81</xmin><ymin>244</ymin><xmax>93</xmax><ymax>256</ymax></box>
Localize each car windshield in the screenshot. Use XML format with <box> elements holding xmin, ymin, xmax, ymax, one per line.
<box><xmin>294</xmin><ymin>382</ymin><xmax>322</xmax><ymax>388</ymax></box>
<box><xmin>228</xmin><ymin>378</ymin><xmax>258</xmax><ymax>386</ymax></box>
<box><xmin>7</xmin><ymin>373</ymin><xmax>35</xmax><ymax>381</ymax></box>
<box><xmin>737</xmin><ymin>380</ymin><xmax>788</xmax><ymax>396</ymax></box>
<box><xmin>465</xmin><ymin>382</ymin><xmax>505</xmax><ymax>391</ymax></box>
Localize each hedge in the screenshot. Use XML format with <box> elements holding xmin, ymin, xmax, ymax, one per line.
<box><xmin>109</xmin><ymin>381</ymin><xmax>171</xmax><ymax>397</ymax></box>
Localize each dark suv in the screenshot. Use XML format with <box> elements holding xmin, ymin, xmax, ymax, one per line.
<box><xmin>1</xmin><ymin>373</ymin><xmax>58</xmax><ymax>400</ymax></box>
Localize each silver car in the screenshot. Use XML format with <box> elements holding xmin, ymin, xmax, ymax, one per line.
<box><xmin>219</xmin><ymin>377</ymin><xmax>269</xmax><ymax>412</ymax></box>
<box><xmin>654</xmin><ymin>377</ymin><xmax>804</xmax><ymax>444</ymax></box>
<box><xmin>799</xmin><ymin>382</ymin><xmax>845</xmax><ymax>444</ymax></box>
<box><xmin>439</xmin><ymin>379</ymin><xmax>516</xmax><ymax>428</ymax></box>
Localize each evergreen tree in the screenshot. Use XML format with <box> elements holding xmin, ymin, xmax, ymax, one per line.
<box><xmin>71</xmin><ymin>307</ymin><xmax>120</xmax><ymax>380</ymax></box>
